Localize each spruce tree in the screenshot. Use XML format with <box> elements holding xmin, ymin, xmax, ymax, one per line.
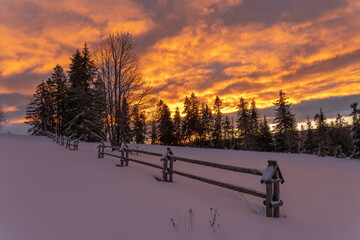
<box><xmin>182</xmin><ymin>93</ymin><xmax>201</xmax><ymax>145</ymax></box>
<box><xmin>49</xmin><ymin>65</ymin><xmax>69</xmax><ymax>136</ymax></box>
<box><xmin>200</xmin><ymin>103</ymin><xmax>213</xmax><ymax>146</ymax></box>
<box><xmin>237</xmin><ymin>97</ymin><xmax>250</xmax><ymax>150</ymax></box>
<box><xmin>0</xmin><ymin>105</ymin><xmax>4</xmax><ymax>130</ymax></box>
<box><xmin>333</xmin><ymin>114</ymin><xmax>351</xmax><ymax>157</ymax></box>
<box><xmin>26</xmin><ymin>82</ymin><xmax>53</xmax><ymax>135</ymax></box>
<box><xmin>223</xmin><ymin>116</ymin><xmax>232</xmax><ymax>149</ymax></box>
<box><xmin>212</xmin><ymin>96</ymin><xmax>223</xmax><ymax>148</ymax></box>
<box><xmin>257</xmin><ymin>116</ymin><xmax>274</xmax><ymax>152</ymax></box>
<box><xmin>350</xmin><ymin>102</ymin><xmax>360</xmax><ymax>159</ymax></box>
<box><xmin>303</xmin><ymin>117</ymin><xmax>316</xmax><ymax>154</ymax></box>
<box><xmin>273</xmin><ymin>90</ymin><xmax>299</xmax><ymax>153</ymax></box>
<box><xmin>64</xmin><ymin>44</ymin><xmax>105</xmax><ymax>142</ymax></box>
<box><xmin>314</xmin><ymin>108</ymin><xmax>328</xmax><ymax>156</ymax></box>
<box><xmin>249</xmin><ymin>99</ymin><xmax>260</xmax><ymax>150</ymax></box>
<box><xmin>173</xmin><ymin>107</ymin><xmax>182</xmax><ymax>145</ymax></box>
<box><xmin>182</xmin><ymin>96</ymin><xmax>191</xmax><ymax>143</ymax></box>
<box><xmin>150</xmin><ymin>119</ymin><xmax>158</xmax><ymax>145</ymax></box>
<box><xmin>158</xmin><ymin>101</ymin><xmax>175</xmax><ymax>145</ymax></box>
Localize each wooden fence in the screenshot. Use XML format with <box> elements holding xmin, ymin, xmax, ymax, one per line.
<box><xmin>98</xmin><ymin>143</ymin><xmax>284</xmax><ymax>218</ymax></box>
<box><xmin>45</xmin><ymin>132</ymin><xmax>79</xmax><ymax>150</ymax></box>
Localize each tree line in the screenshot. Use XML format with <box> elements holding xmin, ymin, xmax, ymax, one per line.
<box><xmin>150</xmin><ymin>91</ymin><xmax>360</xmax><ymax>159</ymax></box>
<box><xmin>25</xmin><ymin>32</ymin><xmax>360</xmax><ymax>159</ymax></box>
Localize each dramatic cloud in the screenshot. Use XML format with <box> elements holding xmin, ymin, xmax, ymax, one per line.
<box><xmin>1</xmin><ymin>0</ymin><xmax>360</xmax><ymax>133</ymax></box>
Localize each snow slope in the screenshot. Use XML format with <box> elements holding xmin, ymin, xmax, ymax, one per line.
<box><xmin>0</xmin><ymin>134</ymin><xmax>359</xmax><ymax>240</ymax></box>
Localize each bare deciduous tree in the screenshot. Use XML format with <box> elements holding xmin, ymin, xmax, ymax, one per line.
<box><xmin>94</xmin><ymin>32</ymin><xmax>151</xmax><ymax>146</ymax></box>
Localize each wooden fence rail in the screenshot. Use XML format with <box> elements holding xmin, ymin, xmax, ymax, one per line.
<box><xmin>97</xmin><ymin>142</ymin><xmax>284</xmax><ymax>218</ymax></box>
<box><xmin>45</xmin><ymin>132</ymin><xmax>79</xmax><ymax>150</ymax></box>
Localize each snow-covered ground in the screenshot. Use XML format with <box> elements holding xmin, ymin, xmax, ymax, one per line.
<box><xmin>0</xmin><ymin>134</ymin><xmax>359</xmax><ymax>240</ymax></box>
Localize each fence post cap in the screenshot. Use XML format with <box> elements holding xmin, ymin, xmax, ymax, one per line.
<box><xmin>161</xmin><ymin>148</ymin><xmax>173</xmax><ymax>160</ymax></box>
<box><xmin>261</xmin><ymin>160</ymin><xmax>284</xmax><ymax>184</ymax></box>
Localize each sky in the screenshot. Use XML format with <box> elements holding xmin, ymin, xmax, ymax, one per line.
<box><xmin>1</xmin><ymin>0</ymin><xmax>360</xmax><ymax>134</ymax></box>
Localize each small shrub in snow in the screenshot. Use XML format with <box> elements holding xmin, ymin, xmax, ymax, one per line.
<box><xmin>209</xmin><ymin>208</ymin><xmax>220</xmax><ymax>232</ymax></box>
<box><xmin>170</xmin><ymin>208</ymin><xmax>195</xmax><ymax>232</ymax></box>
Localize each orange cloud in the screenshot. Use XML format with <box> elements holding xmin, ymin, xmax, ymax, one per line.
<box><xmin>141</xmin><ymin>0</ymin><xmax>360</xmax><ymax>113</ymax></box>
<box><xmin>1</xmin><ymin>0</ymin><xmax>360</xmax><ymax>131</ymax></box>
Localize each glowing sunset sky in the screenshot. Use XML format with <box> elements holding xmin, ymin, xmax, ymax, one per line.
<box><xmin>1</xmin><ymin>0</ymin><xmax>360</xmax><ymax>133</ymax></box>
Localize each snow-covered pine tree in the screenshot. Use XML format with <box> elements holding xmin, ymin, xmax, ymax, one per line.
<box><xmin>257</xmin><ymin>115</ymin><xmax>274</xmax><ymax>152</ymax></box>
<box><xmin>333</xmin><ymin>113</ymin><xmax>351</xmax><ymax>157</ymax></box>
<box><xmin>212</xmin><ymin>96</ymin><xmax>223</xmax><ymax>148</ymax></box>
<box><xmin>237</xmin><ymin>97</ymin><xmax>250</xmax><ymax>150</ymax></box>
<box><xmin>49</xmin><ymin>65</ymin><xmax>69</xmax><ymax>136</ymax></box>
<box><xmin>26</xmin><ymin>82</ymin><xmax>54</xmax><ymax>135</ymax></box>
<box><xmin>44</xmin><ymin>77</ymin><xmax>56</xmax><ymax>133</ymax></box>
<box><xmin>200</xmin><ymin>103</ymin><xmax>213</xmax><ymax>147</ymax></box>
<box><xmin>158</xmin><ymin>101</ymin><xmax>175</xmax><ymax>145</ymax></box>
<box><xmin>273</xmin><ymin>90</ymin><xmax>299</xmax><ymax>153</ymax></box>
<box><xmin>0</xmin><ymin>104</ymin><xmax>4</xmax><ymax>130</ymax></box>
<box><xmin>64</xmin><ymin>44</ymin><xmax>105</xmax><ymax>142</ymax></box>
<box><xmin>249</xmin><ymin>99</ymin><xmax>260</xmax><ymax>151</ymax></box>
<box><xmin>303</xmin><ymin>117</ymin><xmax>316</xmax><ymax>154</ymax></box>
<box><xmin>350</xmin><ymin>102</ymin><xmax>360</xmax><ymax>159</ymax></box>
<box><xmin>182</xmin><ymin>93</ymin><xmax>201</xmax><ymax>145</ymax></box>
<box><xmin>173</xmin><ymin>107</ymin><xmax>182</xmax><ymax>145</ymax></box>
<box><xmin>314</xmin><ymin>108</ymin><xmax>328</xmax><ymax>156</ymax></box>
<box><xmin>223</xmin><ymin>116</ymin><xmax>232</xmax><ymax>149</ymax></box>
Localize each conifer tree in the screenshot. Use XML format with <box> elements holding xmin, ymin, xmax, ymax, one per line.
<box><xmin>149</xmin><ymin>109</ymin><xmax>158</xmax><ymax>145</ymax></box>
<box><xmin>26</xmin><ymin>82</ymin><xmax>53</xmax><ymax>135</ymax></box>
<box><xmin>350</xmin><ymin>102</ymin><xmax>360</xmax><ymax>159</ymax></box>
<box><xmin>332</xmin><ymin>113</ymin><xmax>351</xmax><ymax>157</ymax></box>
<box><xmin>64</xmin><ymin>44</ymin><xmax>105</xmax><ymax>142</ymax></box>
<box><xmin>303</xmin><ymin>117</ymin><xmax>316</xmax><ymax>154</ymax></box>
<box><xmin>49</xmin><ymin>65</ymin><xmax>69</xmax><ymax>136</ymax></box>
<box><xmin>158</xmin><ymin>100</ymin><xmax>175</xmax><ymax>145</ymax></box>
<box><xmin>223</xmin><ymin>116</ymin><xmax>232</xmax><ymax>149</ymax></box>
<box><xmin>249</xmin><ymin>99</ymin><xmax>260</xmax><ymax>150</ymax></box>
<box><xmin>237</xmin><ymin>97</ymin><xmax>250</xmax><ymax>150</ymax></box>
<box><xmin>314</xmin><ymin>108</ymin><xmax>328</xmax><ymax>156</ymax></box>
<box><xmin>200</xmin><ymin>103</ymin><xmax>213</xmax><ymax>146</ymax></box>
<box><xmin>173</xmin><ymin>107</ymin><xmax>182</xmax><ymax>145</ymax></box>
<box><xmin>273</xmin><ymin>90</ymin><xmax>299</xmax><ymax>153</ymax></box>
<box><xmin>182</xmin><ymin>93</ymin><xmax>201</xmax><ymax>145</ymax></box>
<box><xmin>0</xmin><ymin>105</ymin><xmax>4</xmax><ymax>130</ymax></box>
<box><xmin>257</xmin><ymin>116</ymin><xmax>274</xmax><ymax>152</ymax></box>
<box><xmin>150</xmin><ymin>119</ymin><xmax>158</xmax><ymax>145</ymax></box>
<box><xmin>212</xmin><ymin>96</ymin><xmax>223</xmax><ymax>148</ymax></box>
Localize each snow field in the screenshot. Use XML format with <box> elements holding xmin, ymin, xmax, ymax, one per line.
<box><xmin>0</xmin><ymin>134</ymin><xmax>359</xmax><ymax>240</ymax></box>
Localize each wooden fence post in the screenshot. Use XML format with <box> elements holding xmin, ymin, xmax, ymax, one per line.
<box><xmin>161</xmin><ymin>148</ymin><xmax>174</xmax><ymax>182</ymax></box>
<box><xmin>125</xmin><ymin>149</ymin><xmax>129</xmax><ymax>166</ymax></box>
<box><xmin>98</xmin><ymin>142</ymin><xmax>104</xmax><ymax>158</ymax></box>
<box><xmin>261</xmin><ymin>160</ymin><xmax>284</xmax><ymax>218</ymax></box>
<box><xmin>118</xmin><ymin>143</ymin><xmax>127</xmax><ymax>166</ymax></box>
<box><xmin>273</xmin><ymin>170</ymin><xmax>280</xmax><ymax>218</ymax></box>
<box><xmin>265</xmin><ymin>182</ymin><xmax>273</xmax><ymax>217</ymax></box>
<box><xmin>75</xmin><ymin>139</ymin><xmax>79</xmax><ymax>150</ymax></box>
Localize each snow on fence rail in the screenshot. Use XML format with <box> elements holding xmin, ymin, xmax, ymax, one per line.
<box><xmin>45</xmin><ymin>132</ymin><xmax>79</xmax><ymax>150</ymax></box>
<box><xmin>98</xmin><ymin>142</ymin><xmax>285</xmax><ymax>218</ymax></box>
